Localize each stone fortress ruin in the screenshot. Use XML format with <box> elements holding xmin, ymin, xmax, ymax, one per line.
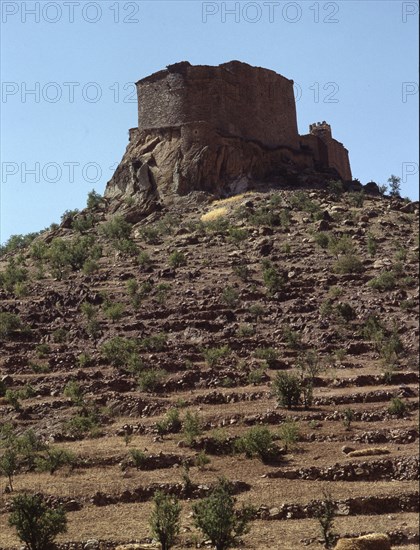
<box><xmin>105</xmin><ymin>61</ymin><xmax>352</xmax><ymax>210</ymax></box>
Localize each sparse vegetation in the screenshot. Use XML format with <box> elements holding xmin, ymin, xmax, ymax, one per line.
<box><xmin>193</xmin><ymin>478</ymin><xmax>253</xmax><ymax>550</ymax></box>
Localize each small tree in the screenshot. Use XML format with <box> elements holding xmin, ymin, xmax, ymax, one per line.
<box><xmin>193</xmin><ymin>479</ymin><xmax>253</xmax><ymax>550</ymax></box>
<box><xmin>0</xmin><ymin>448</ymin><xmax>17</xmax><ymax>491</ymax></box>
<box><xmin>315</xmin><ymin>488</ymin><xmax>336</xmax><ymax>548</ymax></box>
<box><xmin>387</xmin><ymin>174</ymin><xmax>401</xmax><ymax>198</ymax></box>
<box><xmin>149</xmin><ymin>490</ymin><xmax>181</xmax><ymax>550</ymax></box>
<box><xmin>9</xmin><ymin>493</ymin><xmax>67</xmax><ymax>550</ymax></box>
<box><xmin>272</xmin><ymin>372</ymin><xmax>301</xmax><ymax>409</ymax></box>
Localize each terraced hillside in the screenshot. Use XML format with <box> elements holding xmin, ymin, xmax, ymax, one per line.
<box><xmin>0</xmin><ymin>185</ymin><xmax>418</xmax><ymax>550</ymax></box>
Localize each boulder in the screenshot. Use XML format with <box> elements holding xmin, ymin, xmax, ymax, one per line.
<box><xmin>334</xmin><ymin>533</ymin><xmax>391</xmax><ymax>550</ymax></box>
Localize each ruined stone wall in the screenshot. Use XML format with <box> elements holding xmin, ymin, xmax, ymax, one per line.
<box><xmin>308</xmin><ymin>122</ymin><xmax>352</xmax><ymax>181</ymax></box>
<box><xmin>136</xmin><ymin>61</ymin><xmax>300</xmax><ymax>149</ymax></box>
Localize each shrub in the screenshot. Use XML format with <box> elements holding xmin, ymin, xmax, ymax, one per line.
<box><xmin>113</xmin><ymin>238</ymin><xmax>138</xmax><ymax>257</ymax></box>
<box><xmin>233</xmin><ymin>263</ymin><xmax>250</xmax><ymax>281</ymax></box>
<box><xmin>333</xmin><ymin>254</ymin><xmax>364</xmax><ymax>274</ymax></box>
<box><xmin>156</xmin><ymin>408</ymin><xmax>182</xmax><ymax>435</ymax></box>
<box><xmin>237</xmin><ymin>324</ymin><xmax>254</xmax><ymax>337</ymax></box>
<box><xmin>72</xmin><ymin>214</ymin><xmax>94</xmax><ymax>234</ymax></box>
<box><xmin>35</xmin><ymin>448</ymin><xmax>76</xmax><ymax>475</ymax></box>
<box><xmin>0</xmin><ymin>448</ymin><xmax>17</xmax><ymax>490</ymax></box>
<box><xmin>347</xmin><ymin>190</ymin><xmax>365</xmax><ymax>207</ymax></box>
<box><xmin>254</xmin><ymin>347</ymin><xmax>278</xmax><ymax>368</ymax></box>
<box><xmin>86</xmin><ymin>189</ymin><xmax>103</xmax><ymax>209</ymax></box>
<box><xmin>0</xmin><ymin>232</ymin><xmax>41</xmax><ymax>257</ymax></box>
<box><xmin>0</xmin><ymin>312</ymin><xmax>23</xmax><ymax>340</ymax></box>
<box><xmin>368</xmin><ymin>271</ymin><xmax>396</xmax><ymax>291</ymax></box>
<box><xmin>221</xmin><ymin>287</ymin><xmax>239</xmax><ymax>307</ymax></box>
<box><xmin>247</xmin><ymin>368</ymin><xmax>265</xmax><ymax>385</ymax></box>
<box><xmin>195</xmin><ymin>450</ymin><xmax>211</xmax><ymax>470</ymax></box>
<box><xmin>314</xmin><ymin>232</ymin><xmax>330</xmax><ymax>249</ymax></box>
<box><xmin>101</xmin><ymin>216</ymin><xmax>132</xmax><ymax>241</ymax></box>
<box><xmin>169</xmin><ymin>250</ymin><xmax>187</xmax><ymax>268</ymax></box>
<box><xmin>315</xmin><ymin>489</ymin><xmax>336</xmax><ymax>549</ymax></box>
<box><xmin>103</xmin><ymin>302</ymin><xmax>125</xmax><ymax>323</ymax></box>
<box><xmin>149</xmin><ymin>491</ymin><xmax>181</xmax><ymax>550</ymax></box>
<box><xmin>138</xmin><ymin>369</ymin><xmax>165</xmax><ymax>392</ymax></box>
<box><xmin>9</xmin><ymin>493</ymin><xmax>67</xmax><ymax>550</ymax></box>
<box><xmin>388</xmin><ymin>397</ymin><xmax>407</xmax><ymax>417</ymax></box>
<box><xmin>140</xmin><ymin>333</ymin><xmax>167</xmax><ymax>352</ymax></box>
<box><xmin>182</xmin><ymin>411</ymin><xmax>202</xmax><ymax>445</ymax></box>
<box><xmin>272</xmin><ymin>372</ymin><xmax>301</xmax><ymax>409</ymax></box>
<box><xmin>248</xmin><ymin>303</ymin><xmax>265</xmax><ymax>320</ymax></box>
<box><xmin>342</xmin><ymin>408</ymin><xmax>355</xmax><ymax>431</ymax></box>
<box><xmin>0</xmin><ymin>259</ymin><xmax>28</xmax><ymax>293</ymax></box>
<box><xmin>328</xmin><ymin>235</ymin><xmax>355</xmax><ymax>257</ymax></box>
<box><xmin>202</xmin><ymin>345</ymin><xmax>230</xmax><ymax>367</ymax></box>
<box><xmin>388</xmin><ymin>174</ymin><xmax>401</xmax><ymax>198</ymax></box>
<box><xmin>236</xmin><ymin>426</ymin><xmax>276</xmax><ymax>461</ymax></box>
<box><xmin>193</xmin><ymin>479</ymin><xmax>253</xmax><ymax>550</ymax></box>
<box><xmin>63</xmin><ymin>380</ymin><xmax>84</xmax><ymax>406</ymax></box>
<box><xmin>5</xmin><ymin>390</ymin><xmax>22</xmax><ymax>411</ymax></box>
<box><xmin>130</xmin><ymin>449</ymin><xmax>146</xmax><ymax>469</ymax></box>
<box><xmin>228</xmin><ymin>227</ymin><xmax>248</xmax><ymax>243</ymax></box>
<box><xmin>283</xmin><ymin>324</ymin><xmax>301</xmax><ymax>349</ymax></box>
<box><xmin>101</xmin><ymin>337</ymin><xmax>137</xmax><ymax>367</ymax></box>
<box><xmin>137</xmin><ymin>251</ymin><xmax>152</xmax><ymax>268</ymax></box>
<box><xmin>65</xmin><ymin>410</ymin><xmax>100</xmax><ymax>439</ymax></box>
<box><xmin>279</xmin><ymin>420</ymin><xmax>300</xmax><ymax>451</ymax></box>
<box><xmin>366</xmin><ymin>234</ymin><xmax>378</xmax><ymax>256</ymax></box>
<box><xmin>335</xmin><ymin>302</ymin><xmax>356</xmax><ymax>321</ymax></box>
<box><xmin>262</xmin><ymin>264</ymin><xmax>284</xmax><ymax>295</ymax></box>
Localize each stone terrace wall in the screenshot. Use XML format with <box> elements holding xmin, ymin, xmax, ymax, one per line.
<box><xmin>136</xmin><ymin>61</ymin><xmax>300</xmax><ymax>149</ymax></box>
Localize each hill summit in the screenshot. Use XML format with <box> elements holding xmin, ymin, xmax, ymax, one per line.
<box><xmin>105</xmin><ymin>61</ymin><xmax>352</xmax><ymax>222</ymax></box>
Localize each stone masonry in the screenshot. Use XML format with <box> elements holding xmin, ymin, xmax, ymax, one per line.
<box><xmin>105</xmin><ymin>61</ymin><xmax>352</xmax><ymax>212</ymax></box>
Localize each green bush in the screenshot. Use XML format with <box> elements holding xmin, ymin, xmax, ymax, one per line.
<box><xmin>101</xmin><ymin>216</ymin><xmax>132</xmax><ymax>241</ymax></box>
<box><xmin>138</xmin><ymin>369</ymin><xmax>165</xmax><ymax>392</ymax></box>
<box><xmin>202</xmin><ymin>346</ymin><xmax>230</xmax><ymax>367</ymax></box>
<box><xmin>63</xmin><ymin>380</ymin><xmax>84</xmax><ymax>406</ymax></box>
<box><xmin>103</xmin><ymin>302</ymin><xmax>125</xmax><ymax>323</ymax></box>
<box><xmin>140</xmin><ymin>333</ymin><xmax>167</xmax><ymax>351</ymax></box>
<box><xmin>366</xmin><ymin>234</ymin><xmax>378</xmax><ymax>256</ymax></box>
<box><xmin>368</xmin><ymin>271</ymin><xmax>396</xmax><ymax>291</ymax></box>
<box><xmin>0</xmin><ymin>448</ymin><xmax>17</xmax><ymax>490</ymax></box>
<box><xmin>156</xmin><ymin>408</ymin><xmax>182</xmax><ymax>435</ymax></box>
<box><xmin>272</xmin><ymin>372</ymin><xmax>301</xmax><ymax>409</ymax></box>
<box><xmin>254</xmin><ymin>347</ymin><xmax>278</xmax><ymax>367</ymax></box>
<box><xmin>169</xmin><ymin>250</ymin><xmax>187</xmax><ymax>268</ymax></box>
<box><xmin>193</xmin><ymin>479</ymin><xmax>253</xmax><ymax>550</ymax></box>
<box><xmin>86</xmin><ymin>189</ymin><xmax>103</xmax><ymax>209</ymax></box>
<box><xmin>333</xmin><ymin>254</ymin><xmax>364</xmax><ymax>274</ymax></box>
<box><xmin>130</xmin><ymin>449</ymin><xmax>146</xmax><ymax>469</ymax></box>
<box><xmin>149</xmin><ymin>490</ymin><xmax>181</xmax><ymax>550</ymax></box>
<box><xmin>182</xmin><ymin>411</ymin><xmax>202</xmax><ymax>445</ymax></box>
<box><xmin>221</xmin><ymin>287</ymin><xmax>239</xmax><ymax>307</ymax></box>
<box><xmin>236</xmin><ymin>426</ymin><xmax>276</xmax><ymax>461</ymax></box>
<box><xmin>388</xmin><ymin>397</ymin><xmax>407</xmax><ymax>417</ymax></box>
<box><xmin>0</xmin><ymin>312</ymin><xmax>23</xmax><ymax>340</ymax></box>
<box><xmin>35</xmin><ymin>448</ymin><xmax>76</xmax><ymax>475</ymax></box>
<box><xmin>0</xmin><ymin>232</ymin><xmax>41</xmax><ymax>257</ymax></box>
<box><xmin>9</xmin><ymin>493</ymin><xmax>67</xmax><ymax>550</ymax></box>
<box><xmin>279</xmin><ymin>420</ymin><xmax>300</xmax><ymax>451</ymax></box>
<box><xmin>313</xmin><ymin>232</ymin><xmax>330</xmax><ymax>249</ymax></box>
<box><xmin>262</xmin><ymin>264</ymin><xmax>284</xmax><ymax>295</ymax></box>
<box><xmin>0</xmin><ymin>259</ymin><xmax>28</xmax><ymax>293</ymax></box>
<box><xmin>101</xmin><ymin>337</ymin><xmax>137</xmax><ymax>367</ymax></box>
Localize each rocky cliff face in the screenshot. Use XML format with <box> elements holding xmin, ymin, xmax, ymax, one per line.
<box><xmin>104</xmin><ymin>123</ymin><xmax>344</xmax><ymax>222</ymax></box>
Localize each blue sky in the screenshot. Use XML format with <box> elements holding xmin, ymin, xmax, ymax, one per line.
<box><xmin>1</xmin><ymin>0</ymin><xmax>418</xmax><ymax>243</ymax></box>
